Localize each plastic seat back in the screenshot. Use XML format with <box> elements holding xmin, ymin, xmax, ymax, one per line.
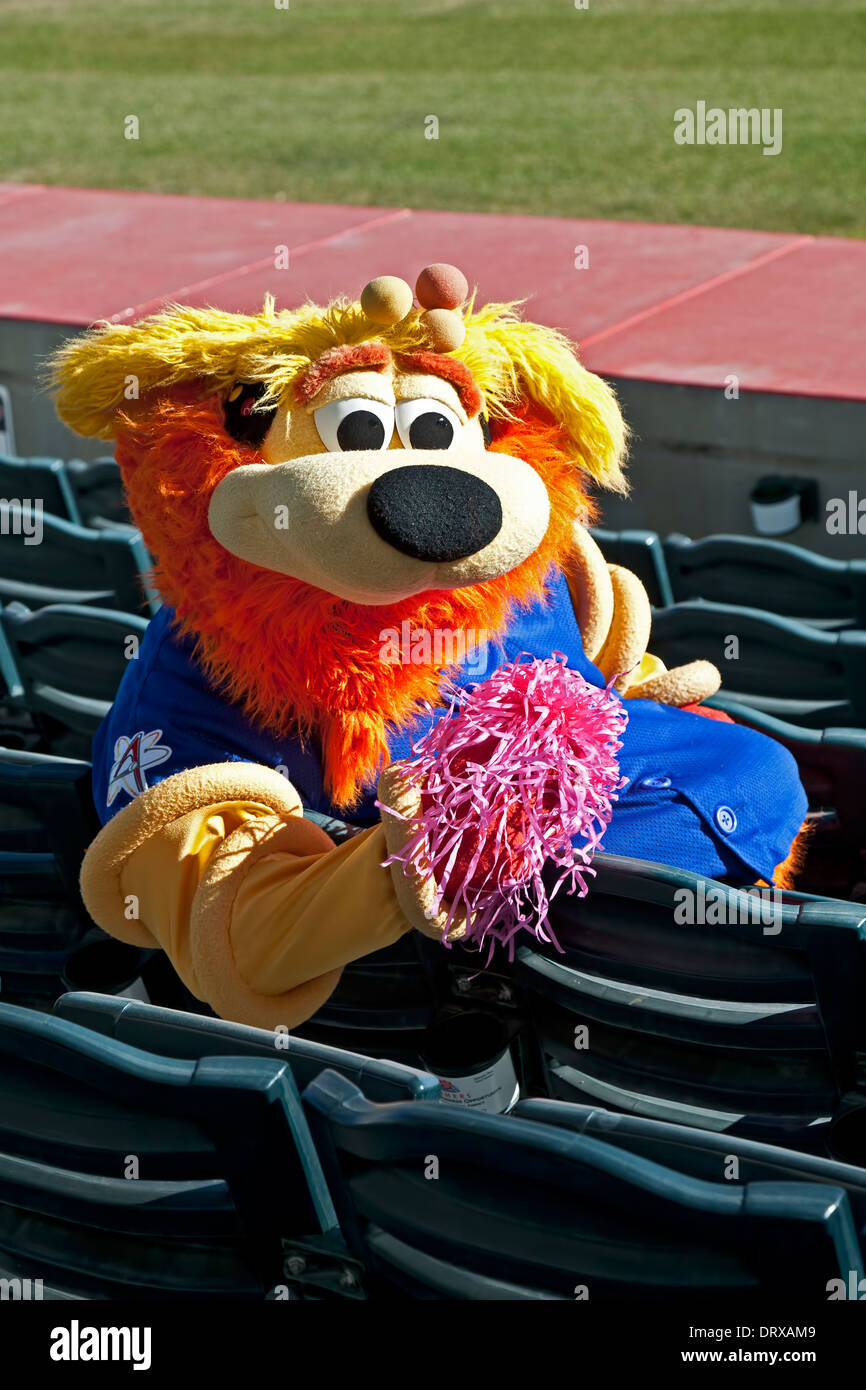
<box><xmin>514</xmin><ymin>853</ymin><xmax>866</xmax><ymax>1153</ymax></box>
<box><xmin>0</xmin><ymin>602</ymin><xmax>149</xmax><ymax>736</ymax></box>
<box><xmin>54</xmin><ymin>991</ymin><xmax>441</xmax><ymax>1103</ymax></box>
<box><xmin>304</xmin><ymin>1069</ymin><xmax>862</xmax><ymax>1300</ymax></box>
<box><xmin>664</xmin><ymin>533</ymin><xmax>866</xmax><ymax>629</ymax></box>
<box><xmin>0</xmin><ymin>511</ymin><xmax>157</xmax><ymax>614</ymax></box>
<box><xmin>651</xmin><ymin>600</ymin><xmax>866</xmax><ymax>727</ymax></box>
<box><xmin>0</xmin><ymin>1002</ymin><xmax>338</xmax><ymax>1299</ymax></box>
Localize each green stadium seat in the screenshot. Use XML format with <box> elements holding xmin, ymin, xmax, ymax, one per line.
<box><xmin>54</xmin><ymin>992</ymin><xmax>441</xmax><ymax>1104</ymax></box>
<box><xmin>0</xmin><ymin>602</ymin><xmax>148</xmax><ymax>757</ymax></box>
<box><xmin>591</xmin><ymin>526</ymin><xmax>674</xmax><ymax>606</ymax></box>
<box><xmin>0</xmin><ymin>747</ymin><xmax>98</xmax><ymax>1002</ymax></box>
<box><xmin>0</xmin><ymin>1002</ymin><xmax>342</xmax><ymax>1299</ymax></box>
<box><xmin>664</xmin><ymin>533</ymin><xmax>866</xmax><ymax>631</ymax></box>
<box><xmin>65</xmin><ymin>456</ymin><xmax>130</xmax><ymax>529</ymax></box>
<box><xmin>0</xmin><ymin>748</ymin><xmax>147</xmax><ymax>1005</ymax></box>
<box><xmin>0</xmin><ymin>511</ymin><xmax>158</xmax><ymax>614</ymax></box>
<box><xmin>303</xmin><ymin>1068</ymin><xmax>863</xmax><ymax>1300</ymax></box>
<box><xmin>713</xmin><ymin>700</ymin><xmax>866</xmax><ymax>899</ymax></box>
<box><xmin>292</xmin><ymin>933</ymin><xmax>438</xmax><ymax>1069</ymax></box>
<box><xmin>513</xmin><ymin>853</ymin><xmax>866</xmax><ymax>1160</ymax></box>
<box><xmin>513</xmin><ymin>1098</ymin><xmax>866</xmax><ymax>1242</ymax></box>
<box><xmin>650</xmin><ymin>599</ymin><xmax>866</xmax><ymax>728</ymax></box>
<box><xmin>0</xmin><ymin>454</ymin><xmax>81</xmax><ymax>526</ymax></box>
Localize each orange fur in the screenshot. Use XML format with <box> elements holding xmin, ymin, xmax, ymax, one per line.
<box><xmin>768</xmin><ymin>820</ymin><xmax>813</xmax><ymax>891</ymax></box>
<box><xmin>115</xmin><ymin>391</ymin><xmax>593</xmax><ymax>809</ymax></box>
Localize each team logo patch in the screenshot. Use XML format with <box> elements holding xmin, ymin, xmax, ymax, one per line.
<box><xmin>106</xmin><ymin>729</ymin><xmax>172</xmax><ymax>806</ymax></box>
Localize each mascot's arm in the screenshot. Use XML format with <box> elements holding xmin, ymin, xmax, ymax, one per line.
<box><xmin>566</xmin><ymin>525</ymin><xmax>720</xmax><ymax>705</ymax></box>
<box><xmin>79</xmin><ymin>763</ymin><xmax>410</xmax><ymax>1029</ymax></box>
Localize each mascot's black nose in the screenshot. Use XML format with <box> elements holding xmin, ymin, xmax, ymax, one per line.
<box><xmin>367</xmin><ymin>465</ymin><xmax>503</xmax><ymax>563</ymax></box>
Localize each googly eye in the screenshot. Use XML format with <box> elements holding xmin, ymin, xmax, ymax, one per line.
<box><xmin>395</xmin><ymin>398</ymin><xmax>462</xmax><ymax>451</ymax></box>
<box><xmin>314</xmin><ymin>397</ymin><xmax>395</xmax><ymax>453</ymax></box>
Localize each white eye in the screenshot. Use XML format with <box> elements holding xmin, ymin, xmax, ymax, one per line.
<box><xmin>395</xmin><ymin>398</ymin><xmax>462</xmax><ymax>451</ymax></box>
<box><xmin>314</xmin><ymin>397</ymin><xmax>395</xmax><ymax>452</ymax></box>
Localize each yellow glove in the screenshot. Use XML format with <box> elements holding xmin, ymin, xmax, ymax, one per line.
<box><xmin>80</xmin><ymin>762</ymin><xmax>410</xmax><ymax>1028</ymax></box>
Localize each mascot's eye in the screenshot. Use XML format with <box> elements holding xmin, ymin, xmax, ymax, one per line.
<box><xmin>224</xmin><ymin>382</ymin><xmax>276</xmax><ymax>448</ymax></box>
<box><xmin>395</xmin><ymin>398</ymin><xmax>462</xmax><ymax>451</ymax></box>
<box><xmin>314</xmin><ymin>397</ymin><xmax>395</xmax><ymax>452</ymax></box>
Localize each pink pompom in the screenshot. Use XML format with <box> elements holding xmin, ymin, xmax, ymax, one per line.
<box><xmin>379</xmin><ymin>654</ymin><xmax>627</xmax><ymax>956</ymax></box>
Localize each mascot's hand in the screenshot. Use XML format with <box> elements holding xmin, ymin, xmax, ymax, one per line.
<box><xmin>378</xmin><ymin>761</ymin><xmax>469</xmax><ymax>943</ymax></box>
<box><xmin>567</xmin><ymin>524</ymin><xmax>720</xmax><ymax>706</ymax></box>
<box><xmin>377</xmin><ymin>656</ymin><xmax>625</xmax><ymax>955</ymax></box>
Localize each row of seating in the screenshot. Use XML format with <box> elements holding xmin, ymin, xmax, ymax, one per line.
<box><xmin>333</xmin><ymin>848</ymin><xmax>866</xmax><ymax>1166</ymax></box>
<box><xmin>2</xmin><ymin>451</ymin><xmax>864</xmax><ymax>631</ymax></box>
<box><xmin>516</xmin><ymin>856</ymin><xmax>866</xmax><ymax>1160</ymax></box>
<box><xmin>0</xmin><ymin>603</ymin><xmax>147</xmax><ymax>760</ymax></box>
<box><xmin>1</xmin><ymin>537</ymin><xmax>863</xmax><ymax>741</ymax></box>
<box><xmin>3</xmin><ymin>646</ymin><xmax>864</xmax><ymax>887</ymax></box>
<box><xmin>0</xmin><ymin>746</ymin><xmax>108</xmax><ymax>1004</ymax></box>
<box><xmin>1</xmin><ymin>592</ymin><xmax>865</xmax><ymax>780</ymax></box>
<box><xmin>0</xmin><ymin>452</ymin><xmax>157</xmax><ymax>614</ymax></box>
<box><xmin>4</xmin><ymin>737</ymin><xmax>865</xmax><ymax>1163</ymax></box>
<box><xmin>2</xmin><ymin>453</ymin><xmax>865</xmax><ymax>731</ymax></box>
<box><xmin>0</xmin><ymin>511</ymin><xmax>157</xmax><ymax>615</ymax></box>
<box><xmin>594</xmin><ymin>529</ymin><xmax>866</xmax><ymax>728</ymax></box>
<box><xmin>0</xmin><ymin>452</ymin><xmax>127</xmax><ymax>530</ymax></box>
<box><xmin>285</xmin><ymin>679</ymin><xmax>866</xmax><ymax>1158</ymax></box>
<box><xmin>654</xmin><ymin>603</ymin><xmax>866</xmax><ymax>729</ymax></box>
<box><xmin>593</xmin><ymin>526</ymin><xmax>866</xmax><ymax>630</ymax></box>
<box><xmin>2</xmin><ymin>991</ymin><xmax>866</xmax><ymax>1300</ymax></box>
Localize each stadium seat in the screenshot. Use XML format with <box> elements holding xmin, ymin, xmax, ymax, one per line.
<box><xmin>0</xmin><ymin>602</ymin><xmax>149</xmax><ymax>757</ymax></box>
<box><xmin>65</xmin><ymin>456</ymin><xmax>130</xmax><ymax>529</ymax></box>
<box><xmin>664</xmin><ymin>533</ymin><xmax>866</xmax><ymax>631</ymax></box>
<box><xmin>591</xmin><ymin>526</ymin><xmax>674</xmax><ymax>607</ymax></box>
<box><xmin>512</xmin><ymin>853</ymin><xmax>866</xmax><ymax>1160</ymax></box>
<box><xmin>715</xmin><ymin>700</ymin><xmax>866</xmax><ymax>899</ymax></box>
<box><xmin>0</xmin><ymin>454</ymin><xmax>81</xmax><ymax>526</ymax></box>
<box><xmin>0</xmin><ymin>747</ymin><xmax>100</xmax><ymax>1002</ymax></box>
<box><xmin>0</xmin><ymin>510</ymin><xmax>158</xmax><ymax>614</ymax></box>
<box><xmin>292</xmin><ymin>932</ymin><xmax>440</xmax><ymax>1068</ymax></box>
<box><xmin>0</xmin><ymin>1002</ymin><xmax>344</xmax><ymax>1299</ymax></box>
<box><xmin>0</xmin><ymin>746</ymin><xmax>148</xmax><ymax>1004</ymax></box>
<box><xmin>303</xmin><ymin>1068</ymin><xmax>863</xmax><ymax>1300</ymax></box>
<box><xmin>650</xmin><ymin>599</ymin><xmax>866</xmax><ymax>728</ymax></box>
<box><xmin>54</xmin><ymin>992</ymin><xmax>441</xmax><ymax>1104</ymax></box>
<box><xmin>513</xmin><ymin>1099</ymin><xmax>866</xmax><ymax>1240</ymax></box>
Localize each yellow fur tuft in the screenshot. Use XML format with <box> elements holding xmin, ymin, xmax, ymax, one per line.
<box><xmin>47</xmin><ymin>293</ymin><xmax>629</xmax><ymax>488</ymax></box>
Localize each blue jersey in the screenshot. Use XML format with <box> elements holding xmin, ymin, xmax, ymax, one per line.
<box><xmin>93</xmin><ymin>568</ymin><xmax>807</xmax><ymax>886</ymax></box>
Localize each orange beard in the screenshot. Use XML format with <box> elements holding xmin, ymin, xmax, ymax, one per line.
<box><xmin>115</xmin><ymin>390</ymin><xmax>592</xmax><ymax>809</ymax></box>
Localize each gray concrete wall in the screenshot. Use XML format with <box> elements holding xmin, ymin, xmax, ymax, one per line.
<box><xmin>598</xmin><ymin>379</ymin><xmax>866</xmax><ymax>559</ymax></box>
<box><xmin>0</xmin><ymin>319</ymin><xmax>107</xmax><ymax>461</ymax></box>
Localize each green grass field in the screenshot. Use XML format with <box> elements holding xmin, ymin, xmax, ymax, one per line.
<box><xmin>1</xmin><ymin>0</ymin><xmax>864</xmax><ymax>236</ymax></box>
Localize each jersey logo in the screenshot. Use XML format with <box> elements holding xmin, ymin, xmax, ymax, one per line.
<box><xmin>106</xmin><ymin>730</ymin><xmax>172</xmax><ymax>806</ymax></box>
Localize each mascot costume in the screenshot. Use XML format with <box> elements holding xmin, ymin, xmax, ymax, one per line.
<box><xmin>50</xmin><ymin>263</ymin><xmax>808</xmax><ymax>1028</ymax></box>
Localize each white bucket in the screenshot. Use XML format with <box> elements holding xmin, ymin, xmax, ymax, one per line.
<box><xmin>749</xmin><ymin>478</ymin><xmax>803</xmax><ymax>536</ymax></box>
<box><xmin>422</xmin><ymin>1011</ymin><xmax>519</xmax><ymax>1114</ymax></box>
<box><xmin>750</xmin><ymin>491</ymin><xmax>802</xmax><ymax>536</ymax></box>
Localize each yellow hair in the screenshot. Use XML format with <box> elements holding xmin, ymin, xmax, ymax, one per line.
<box><xmin>48</xmin><ymin>293</ymin><xmax>628</xmax><ymax>491</ymax></box>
